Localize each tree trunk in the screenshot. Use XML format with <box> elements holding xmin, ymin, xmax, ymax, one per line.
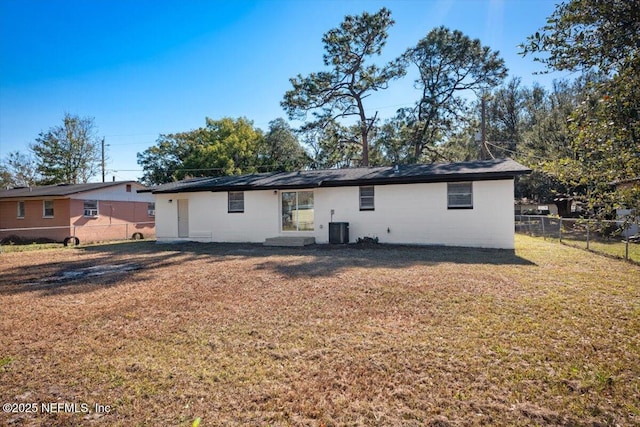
<box><xmin>361</xmin><ymin>125</ymin><xmax>369</xmax><ymax>167</ymax></box>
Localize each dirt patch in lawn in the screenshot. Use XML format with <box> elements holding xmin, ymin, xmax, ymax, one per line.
<box><xmin>1</xmin><ymin>237</ymin><xmax>639</xmax><ymax>426</ymax></box>
<box><xmin>24</xmin><ymin>263</ymin><xmax>141</xmax><ymax>286</ymax></box>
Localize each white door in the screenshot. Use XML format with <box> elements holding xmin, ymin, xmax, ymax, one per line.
<box><xmin>177</xmin><ymin>199</ymin><xmax>189</xmax><ymax>238</ymax></box>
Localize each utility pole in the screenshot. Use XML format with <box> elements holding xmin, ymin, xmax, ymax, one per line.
<box><xmin>101</xmin><ymin>138</ymin><xmax>106</xmax><ymax>182</ymax></box>
<box><xmin>480</xmin><ymin>96</ymin><xmax>487</xmax><ymax>160</ymax></box>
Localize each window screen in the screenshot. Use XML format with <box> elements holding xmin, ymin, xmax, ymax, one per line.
<box><xmin>359</xmin><ymin>186</ymin><xmax>375</xmax><ymax>211</ymax></box>
<box><xmin>228</xmin><ymin>192</ymin><xmax>244</xmax><ymax>213</ymax></box>
<box><xmin>447</xmin><ymin>182</ymin><xmax>473</xmax><ymax>209</ymax></box>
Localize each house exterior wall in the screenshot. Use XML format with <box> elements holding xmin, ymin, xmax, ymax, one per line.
<box><xmin>0</xmin><ymin>183</ymin><xmax>155</xmax><ymax>243</ymax></box>
<box><xmin>155</xmin><ymin>179</ymin><xmax>516</xmax><ymax>249</ymax></box>
<box><xmin>190</xmin><ymin>191</ymin><xmax>279</xmax><ymax>242</ymax></box>
<box><xmin>154</xmin><ymin>191</ymin><xmax>280</xmax><ymax>242</ymax></box>
<box><xmin>0</xmin><ymin>198</ymin><xmax>71</xmax><ymax>242</ymax></box>
<box><xmin>314</xmin><ymin>180</ymin><xmax>515</xmax><ymax>248</ymax></box>
<box><xmin>69</xmin><ymin>199</ymin><xmax>155</xmax><ymax>242</ymax></box>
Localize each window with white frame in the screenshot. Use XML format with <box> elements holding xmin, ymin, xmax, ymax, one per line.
<box><xmin>447</xmin><ymin>182</ymin><xmax>473</xmax><ymax>209</ymax></box>
<box><xmin>17</xmin><ymin>201</ymin><xmax>25</xmax><ymax>218</ymax></box>
<box><xmin>83</xmin><ymin>200</ymin><xmax>98</xmax><ymax>217</ymax></box>
<box><xmin>147</xmin><ymin>202</ymin><xmax>156</xmax><ymax>217</ymax></box>
<box><xmin>359</xmin><ymin>186</ymin><xmax>375</xmax><ymax>211</ymax></box>
<box><xmin>228</xmin><ymin>191</ymin><xmax>244</xmax><ymax>213</ymax></box>
<box><xmin>43</xmin><ymin>200</ymin><xmax>55</xmax><ymax>217</ymax></box>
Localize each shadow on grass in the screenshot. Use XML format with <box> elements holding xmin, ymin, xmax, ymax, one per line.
<box><xmin>0</xmin><ymin>242</ymin><xmax>183</xmax><ymax>297</ymax></box>
<box><xmin>252</xmin><ymin>243</ymin><xmax>535</xmax><ymax>278</ymax></box>
<box><xmin>0</xmin><ymin>240</ymin><xmax>535</xmax><ymax>296</ymax></box>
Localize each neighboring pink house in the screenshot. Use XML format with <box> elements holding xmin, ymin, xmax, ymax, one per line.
<box><xmin>0</xmin><ymin>181</ymin><xmax>155</xmax><ymax>245</ymax></box>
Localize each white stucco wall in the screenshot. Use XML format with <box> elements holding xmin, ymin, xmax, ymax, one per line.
<box><xmin>155</xmin><ymin>190</ymin><xmax>280</xmax><ymax>242</ymax></box>
<box><xmin>155</xmin><ymin>179</ymin><xmax>516</xmax><ymax>249</ymax></box>
<box><xmin>314</xmin><ymin>180</ymin><xmax>515</xmax><ymax>248</ymax></box>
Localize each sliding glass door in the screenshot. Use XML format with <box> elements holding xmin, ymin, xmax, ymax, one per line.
<box><xmin>281</xmin><ymin>191</ymin><xmax>314</xmax><ymax>231</ymax></box>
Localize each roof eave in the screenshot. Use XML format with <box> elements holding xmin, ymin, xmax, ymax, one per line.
<box><xmin>151</xmin><ymin>169</ymin><xmax>531</xmax><ymax>194</ymax></box>
<box><xmin>0</xmin><ymin>181</ymin><xmax>143</xmax><ymax>199</ymax></box>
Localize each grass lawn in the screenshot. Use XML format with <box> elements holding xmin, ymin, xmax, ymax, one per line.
<box><xmin>0</xmin><ymin>242</ymin><xmax>66</xmax><ymax>252</ymax></box>
<box><xmin>559</xmin><ymin>237</ymin><xmax>640</xmax><ymax>263</ymax></box>
<box><xmin>1</xmin><ymin>235</ymin><xmax>639</xmax><ymax>426</ymax></box>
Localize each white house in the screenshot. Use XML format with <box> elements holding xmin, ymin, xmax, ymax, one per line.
<box><xmin>150</xmin><ymin>158</ymin><xmax>531</xmax><ymax>249</ymax></box>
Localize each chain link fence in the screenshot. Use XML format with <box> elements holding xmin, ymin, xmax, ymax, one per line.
<box><xmin>0</xmin><ymin>222</ymin><xmax>155</xmax><ymax>247</ymax></box>
<box><xmin>515</xmin><ymin>215</ymin><xmax>639</xmax><ymax>263</ymax></box>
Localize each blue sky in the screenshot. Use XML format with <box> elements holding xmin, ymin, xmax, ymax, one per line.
<box><xmin>0</xmin><ymin>0</ymin><xmax>568</xmax><ymax>182</ymax></box>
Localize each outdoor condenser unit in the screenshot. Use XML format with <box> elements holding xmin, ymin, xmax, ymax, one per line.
<box><xmin>329</xmin><ymin>222</ymin><xmax>349</xmax><ymax>244</ymax></box>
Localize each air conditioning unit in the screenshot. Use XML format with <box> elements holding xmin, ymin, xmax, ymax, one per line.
<box><xmin>329</xmin><ymin>222</ymin><xmax>349</xmax><ymax>244</ymax></box>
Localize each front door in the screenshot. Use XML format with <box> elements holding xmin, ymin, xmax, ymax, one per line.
<box><xmin>177</xmin><ymin>199</ymin><xmax>189</xmax><ymax>238</ymax></box>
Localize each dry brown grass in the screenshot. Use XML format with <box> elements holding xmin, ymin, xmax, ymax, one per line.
<box><xmin>1</xmin><ymin>236</ymin><xmax>639</xmax><ymax>426</ymax></box>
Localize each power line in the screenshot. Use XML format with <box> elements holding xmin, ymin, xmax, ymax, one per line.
<box><xmin>484</xmin><ymin>140</ymin><xmax>554</xmax><ymax>163</ymax></box>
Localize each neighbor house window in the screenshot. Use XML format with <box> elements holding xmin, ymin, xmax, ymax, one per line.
<box><xmin>83</xmin><ymin>200</ymin><xmax>98</xmax><ymax>217</ymax></box>
<box><xmin>43</xmin><ymin>200</ymin><xmax>55</xmax><ymax>217</ymax></box>
<box><xmin>228</xmin><ymin>191</ymin><xmax>244</xmax><ymax>213</ymax></box>
<box><xmin>17</xmin><ymin>201</ymin><xmax>25</xmax><ymax>218</ymax></box>
<box><xmin>447</xmin><ymin>182</ymin><xmax>473</xmax><ymax>209</ymax></box>
<box><xmin>359</xmin><ymin>186</ymin><xmax>375</xmax><ymax>211</ymax></box>
<box><xmin>282</xmin><ymin>191</ymin><xmax>314</xmax><ymax>231</ymax></box>
<box><xmin>126</xmin><ymin>184</ymin><xmax>132</xmax><ymax>192</ymax></box>
<box><xmin>147</xmin><ymin>202</ymin><xmax>155</xmax><ymax>217</ymax></box>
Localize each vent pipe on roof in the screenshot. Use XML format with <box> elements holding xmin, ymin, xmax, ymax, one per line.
<box><xmin>113</xmin><ymin>176</ymin><xmax>116</xmax><ymax>182</ymax></box>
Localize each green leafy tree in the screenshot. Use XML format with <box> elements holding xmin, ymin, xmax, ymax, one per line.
<box><xmin>300</xmin><ymin>120</ymin><xmax>362</xmax><ymax>169</ymax></box>
<box><xmin>370</xmin><ymin>118</ymin><xmax>417</xmax><ymax>165</ymax></box>
<box><xmin>516</xmin><ymin>80</ymin><xmax>580</xmax><ymax>203</ymax></box>
<box><xmin>138</xmin><ymin>117</ymin><xmax>264</xmax><ymax>185</ymax></box>
<box><xmin>137</xmin><ymin>132</ymin><xmax>193</xmax><ymax>185</ymax></box>
<box><xmin>563</xmin><ymin>64</ymin><xmax>640</xmax><ymax>216</ymax></box>
<box><xmin>400</xmin><ymin>27</ymin><xmax>507</xmax><ymax>162</ymax></box>
<box><xmin>520</xmin><ymin>0</ymin><xmax>639</xmax><ymax>75</ymax></box>
<box><xmin>521</xmin><ymin>0</ymin><xmax>640</xmax><ymax>217</ymax></box>
<box><xmin>0</xmin><ymin>151</ymin><xmax>40</xmax><ymax>187</ymax></box>
<box><xmin>181</xmin><ymin>117</ymin><xmax>264</xmax><ymax>178</ymax></box>
<box><xmin>281</xmin><ymin>8</ymin><xmax>404</xmax><ymax>167</ymax></box>
<box><xmin>31</xmin><ymin>113</ymin><xmax>101</xmax><ymax>184</ymax></box>
<box><xmin>439</xmin><ymin>117</ymin><xmax>482</xmax><ymax>163</ymax></box>
<box><xmin>260</xmin><ymin>118</ymin><xmax>310</xmax><ymax>172</ymax></box>
<box><xmin>485</xmin><ymin>77</ymin><xmax>527</xmax><ymax>155</ymax></box>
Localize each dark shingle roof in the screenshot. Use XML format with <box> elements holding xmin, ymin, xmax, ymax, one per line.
<box><xmin>151</xmin><ymin>158</ymin><xmax>531</xmax><ymax>194</ymax></box>
<box><xmin>0</xmin><ymin>181</ymin><xmax>141</xmax><ymax>199</ymax></box>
